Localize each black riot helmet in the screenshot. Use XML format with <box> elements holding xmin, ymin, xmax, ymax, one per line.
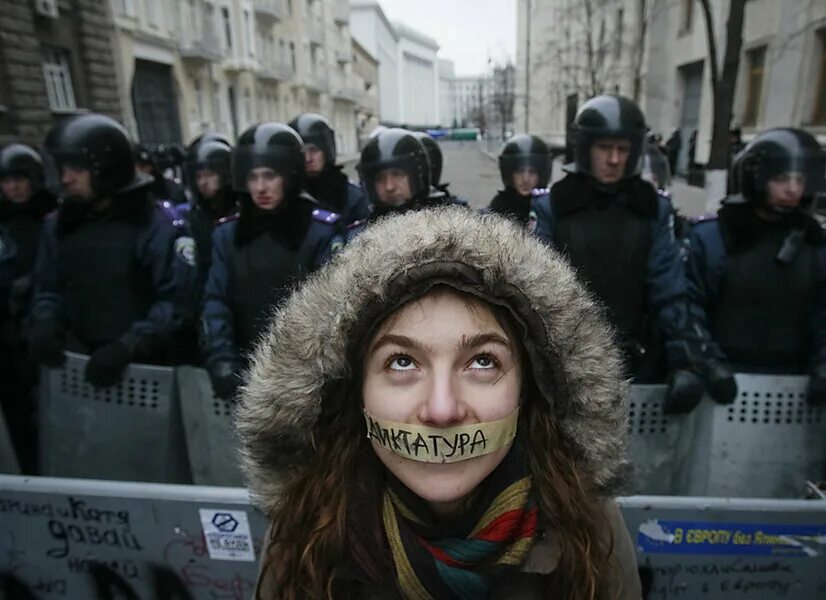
<box><xmin>232</xmin><ymin>122</ymin><xmax>305</xmax><ymax>195</ymax></box>
<box><xmin>134</xmin><ymin>144</ymin><xmax>158</xmax><ymax>171</ymax></box>
<box><xmin>641</xmin><ymin>143</ymin><xmax>671</xmax><ymax>191</ymax></box>
<box><xmin>571</xmin><ymin>94</ymin><xmax>647</xmax><ymax>180</ymax></box>
<box><xmin>289</xmin><ymin>113</ymin><xmax>336</xmax><ymax>167</ymax></box>
<box><xmin>0</xmin><ymin>143</ymin><xmax>45</xmax><ymax>189</ymax></box>
<box><xmin>357</xmin><ymin>128</ymin><xmax>430</xmax><ymax>206</ymax></box>
<box><xmin>186</xmin><ymin>131</ymin><xmax>232</xmax><ymax>154</ymax></box>
<box><xmin>43</xmin><ymin>113</ymin><xmax>150</xmax><ymax>198</ymax></box>
<box><xmin>737</xmin><ymin>128</ymin><xmax>826</xmax><ymax>211</ymax></box>
<box><xmin>498</xmin><ymin>134</ymin><xmax>551</xmax><ymax>190</ymax></box>
<box><xmin>185</xmin><ymin>138</ymin><xmax>232</xmax><ymax>189</ymax></box>
<box><xmin>412</xmin><ymin>132</ymin><xmax>443</xmax><ymax>186</ymax></box>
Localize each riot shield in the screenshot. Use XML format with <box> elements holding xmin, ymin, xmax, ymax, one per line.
<box><xmin>684</xmin><ymin>374</ymin><xmax>826</xmax><ymax>498</ymax></box>
<box><xmin>176</xmin><ymin>366</ymin><xmax>245</xmax><ymax>487</ymax></box>
<box><xmin>38</xmin><ymin>352</ymin><xmax>190</xmax><ymax>483</ymax></box>
<box><xmin>0</xmin><ymin>407</ymin><xmax>20</xmax><ymax>474</ymax></box>
<box><xmin>627</xmin><ymin>385</ymin><xmax>699</xmax><ymax>495</ymax></box>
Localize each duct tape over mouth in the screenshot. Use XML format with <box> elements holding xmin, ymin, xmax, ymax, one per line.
<box><xmin>363</xmin><ymin>408</ymin><xmax>519</xmax><ymax>463</ymax></box>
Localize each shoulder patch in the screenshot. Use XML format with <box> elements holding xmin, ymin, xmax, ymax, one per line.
<box><xmin>311</xmin><ymin>208</ymin><xmax>340</xmax><ymax>225</ymax></box>
<box><xmin>216</xmin><ymin>212</ymin><xmax>240</xmax><ymax>226</ymax></box>
<box><xmin>691</xmin><ymin>212</ymin><xmax>719</xmax><ymax>225</ymax></box>
<box><xmin>174</xmin><ymin>236</ymin><xmax>197</xmax><ymax>267</ymax></box>
<box><xmin>157</xmin><ymin>200</ymin><xmax>186</xmax><ymax>228</ymax></box>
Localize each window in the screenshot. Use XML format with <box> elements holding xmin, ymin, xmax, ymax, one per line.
<box><xmin>195</xmin><ymin>79</ymin><xmax>203</xmax><ymax>119</ymax></box>
<box><xmin>42</xmin><ymin>46</ymin><xmax>77</xmax><ymax>111</ymax></box>
<box><xmin>743</xmin><ymin>45</ymin><xmax>766</xmax><ymax>127</ymax></box>
<box><xmin>615</xmin><ymin>8</ymin><xmax>623</xmax><ymax>59</ymax></box>
<box><xmin>814</xmin><ymin>30</ymin><xmax>826</xmax><ymax>125</ymax></box>
<box><xmin>680</xmin><ymin>0</ymin><xmax>693</xmax><ymax>33</ymax></box>
<box><xmin>244</xmin><ymin>89</ymin><xmax>252</xmax><ymax>126</ymax></box>
<box><xmin>146</xmin><ymin>0</ymin><xmax>160</xmax><ymax>26</ymax></box>
<box><xmin>115</xmin><ymin>0</ymin><xmax>136</xmax><ymax>17</ymax></box>
<box><xmin>244</xmin><ymin>9</ymin><xmax>254</xmax><ymax>58</ymax></box>
<box><xmin>287</xmin><ymin>0</ymin><xmax>293</xmax><ymax>16</ymax></box>
<box><xmin>290</xmin><ymin>41</ymin><xmax>297</xmax><ymax>71</ymax></box>
<box><xmin>222</xmin><ymin>6</ymin><xmax>233</xmax><ymax>50</ymax></box>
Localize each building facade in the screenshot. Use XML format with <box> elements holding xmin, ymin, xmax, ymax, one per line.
<box><xmin>515</xmin><ymin>0</ymin><xmax>826</xmax><ymax>175</ymax></box>
<box><xmin>352</xmin><ymin>36</ymin><xmax>379</xmax><ymax>148</ymax></box>
<box><xmin>0</xmin><ymin>0</ymin><xmax>123</xmax><ymax>147</ymax></box>
<box><xmin>349</xmin><ymin>0</ymin><xmax>440</xmax><ymax>128</ymax></box>
<box><xmin>110</xmin><ymin>0</ymin><xmax>368</xmax><ymax>156</ymax></box>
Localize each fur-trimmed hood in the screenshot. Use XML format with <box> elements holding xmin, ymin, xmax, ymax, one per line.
<box><xmin>236</xmin><ymin>207</ymin><xmax>629</xmax><ymax>516</ymax></box>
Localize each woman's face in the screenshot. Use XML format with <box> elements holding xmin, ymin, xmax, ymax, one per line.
<box><xmin>363</xmin><ymin>289</ymin><xmax>522</xmax><ymax>514</ymax></box>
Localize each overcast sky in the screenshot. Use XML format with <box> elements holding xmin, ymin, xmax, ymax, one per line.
<box><xmin>377</xmin><ymin>0</ymin><xmax>516</xmax><ymax>76</ymax></box>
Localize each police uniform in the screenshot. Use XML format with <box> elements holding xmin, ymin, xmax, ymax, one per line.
<box><xmin>687</xmin><ymin>128</ymin><xmax>826</xmax><ymax>404</ymax></box>
<box><xmin>29</xmin><ymin>113</ymin><xmax>198</xmax><ymax>388</ymax></box>
<box><xmin>487</xmin><ymin>134</ymin><xmax>552</xmax><ymax>227</ymax></box>
<box><xmin>531</xmin><ymin>94</ymin><xmax>716</xmax><ymax>413</ymax></box>
<box><xmin>290</xmin><ymin>113</ymin><xmax>370</xmax><ymax>228</ymax></box>
<box><xmin>201</xmin><ymin>122</ymin><xmax>340</xmax><ymax>400</ymax></box>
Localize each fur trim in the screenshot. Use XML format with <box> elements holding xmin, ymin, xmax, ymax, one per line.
<box><xmin>236</xmin><ymin>207</ymin><xmax>629</xmax><ymax>515</ymax></box>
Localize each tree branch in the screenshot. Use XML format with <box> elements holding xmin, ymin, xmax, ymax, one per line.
<box><xmin>698</xmin><ymin>0</ymin><xmax>719</xmax><ymax>97</ymax></box>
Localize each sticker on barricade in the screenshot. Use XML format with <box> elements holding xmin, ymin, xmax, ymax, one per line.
<box><xmin>198</xmin><ymin>508</ymin><xmax>256</xmax><ymax>562</ymax></box>
<box><xmin>638</xmin><ymin>519</ymin><xmax>826</xmax><ymax>557</ymax></box>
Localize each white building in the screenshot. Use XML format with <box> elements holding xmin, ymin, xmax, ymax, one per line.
<box><xmin>515</xmin><ymin>0</ymin><xmax>826</xmax><ymax>176</ymax></box>
<box><xmin>349</xmin><ymin>1</ymin><xmax>441</xmax><ymax>128</ymax></box>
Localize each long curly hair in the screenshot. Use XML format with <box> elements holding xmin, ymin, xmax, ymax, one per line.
<box><xmin>256</xmin><ymin>296</ymin><xmax>618</xmax><ymax>599</ymax></box>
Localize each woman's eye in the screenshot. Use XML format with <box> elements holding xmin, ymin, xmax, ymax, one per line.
<box><xmin>389</xmin><ymin>356</ymin><xmax>416</xmax><ymax>371</ymax></box>
<box><xmin>470</xmin><ymin>355</ymin><xmax>497</xmax><ymax>370</ymax></box>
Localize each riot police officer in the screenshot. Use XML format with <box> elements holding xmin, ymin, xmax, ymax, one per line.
<box><xmin>201</xmin><ymin>122</ymin><xmax>340</xmax><ymax>400</ymax></box>
<box><xmin>411</xmin><ymin>131</ymin><xmax>468</xmax><ymax>205</ymax></box>
<box><xmin>533</xmin><ymin>95</ymin><xmax>725</xmax><ymax>412</ymax></box>
<box><xmin>688</xmin><ymin>128</ymin><xmax>826</xmax><ymax>404</ymax></box>
<box><xmin>289</xmin><ymin>113</ymin><xmax>369</xmax><ymax>227</ymax></box>
<box><xmin>179</xmin><ymin>136</ymin><xmax>239</xmax><ymax>289</ymax></box>
<box><xmin>29</xmin><ymin>113</ymin><xmax>198</xmax><ymax>388</ymax></box>
<box><xmin>487</xmin><ymin>134</ymin><xmax>551</xmax><ymax>227</ymax></box>
<box><xmin>0</xmin><ymin>143</ymin><xmax>57</xmax><ymax>469</ymax></box>
<box><xmin>0</xmin><ymin>144</ymin><xmax>58</xmax><ymax>311</ymax></box>
<box><xmin>135</xmin><ymin>144</ymin><xmax>187</xmax><ymax>205</ymax></box>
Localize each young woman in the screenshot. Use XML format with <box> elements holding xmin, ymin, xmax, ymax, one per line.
<box><xmin>237</xmin><ymin>207</ymin><xmax>641</xmax><ymax>599</ymax></box>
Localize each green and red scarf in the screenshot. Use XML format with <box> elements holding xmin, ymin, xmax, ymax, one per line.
<box><xmin>381</xmin><ymin>445</ymin><xmax>538</xmax><ymax>599</ymax></box>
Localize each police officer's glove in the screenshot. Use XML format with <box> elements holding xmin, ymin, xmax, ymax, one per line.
<box><xmin>806</xmin><ymin>365</ymin><xmax>826</xmax><ymax>406</ymax></box>
<box><xmin>704</xmin><ymin>360</ymin><xmax>738</xmax><ymax>404</ymax></box>
<box><xmin>85</xmin><ymin>341</ymin><xmax>131</xmax><ymax>388</ymax></box>
<box><xmin>29</xmin><ymin>317</ymin><xmax>66</xmax><ymax>368</ymax></box>
<box><xmin>664</xmin><ymin>369</ymin><xmax>705</xmax><ymax>415</ymax></box>
<box><xmin>209</xmin><ymin>361</ymin><xmax>242</xmax><ymax>401</ymax></box>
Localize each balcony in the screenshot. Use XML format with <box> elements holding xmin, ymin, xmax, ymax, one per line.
<box><xmin>179</xmin><ymin>31</ymin><xmax>223</xmax><ymax>63</ymax></box>
<box><xmin>254</xmin><ymin>0</ymin><xmax>287</xmax><ymax>23</ymax></box>
<box><xmin>331</xmin><ymin>1</ymin><xmax>349</xmax><ymax>25</ymax></box>
<box><xmin>305</xmin><ymin>71</ymin><xmax>328</xmax><ymax>93</ymax></box>
<box><xmin>307</xmin><ymin>19</ymin><xmax>324</xmax><ymax>47</ymax></box>
<box><xmin>224</xmin><ymin>56</ymin><xmax>259</xmax><ymax>73</ymax></box>
<box><xmin>258</xmin><ymin>60</ymin><xmax>293</xmax><ymax>82</ymax></box>
<box><xmin>335</xmin><ymin>48</ymin><xmax>351</xmax><ymax>64</ymax></box>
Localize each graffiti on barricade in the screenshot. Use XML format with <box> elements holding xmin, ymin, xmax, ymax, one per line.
<box><xmin>636</xmin><ymin>519</ymin><xmax>826</xmax><ymax>599</ymax></box>
<box><xmin>0</xmin><ymin>494</ymin><xmax>261</xmax><ymax>599</ymax></box>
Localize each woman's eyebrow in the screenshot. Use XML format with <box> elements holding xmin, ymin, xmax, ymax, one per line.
<box><xmin>459</xmin><ymin>332</ymin><xmax>512</xmax><ymax>351</ymax></box>
<box><xmin>369</xmin><ymin>334</ymin><xmax>432</xmax><ymax>354</ymax></box>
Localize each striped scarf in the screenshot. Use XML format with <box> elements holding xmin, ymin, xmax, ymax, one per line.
<box><xmin>381</xmin><ymin>445</ymin><xmax>538</xmax><ymax>599</ymax></box>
